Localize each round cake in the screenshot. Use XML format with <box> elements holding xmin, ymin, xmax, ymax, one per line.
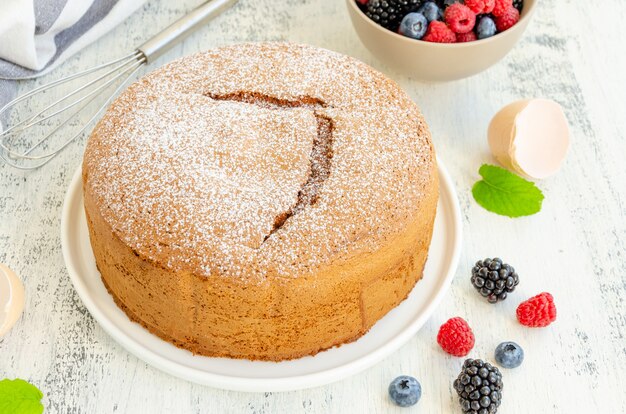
<box><xmin>82</xmin><ymin>42</ymin><xmax>438</xmax><ymax>361</ymax></box>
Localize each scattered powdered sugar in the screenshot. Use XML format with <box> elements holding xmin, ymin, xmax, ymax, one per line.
<box><xmin>83</xmin><ymin>43</ymin><xmax>436</xmax><ymax>284</ymax></box>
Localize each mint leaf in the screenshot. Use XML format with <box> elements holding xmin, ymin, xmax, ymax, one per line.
<box><xmin>0</xmin><ymin>379</ymin><xmax>44</xmax><ymax>414</ymax></box>
<box><xmin>472</xmin><ymin>164</ymin><xmax>544</xmax><ymax>217</ymax></box>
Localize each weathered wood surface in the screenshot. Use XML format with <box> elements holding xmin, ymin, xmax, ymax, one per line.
<box><xmin>1</xmin><ymin>0</ymin><xmax>624</xmax><ymax>412</ymax></box>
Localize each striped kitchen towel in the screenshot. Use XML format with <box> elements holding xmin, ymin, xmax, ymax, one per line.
<box><xmin>0</xmin><ymin>0</ymin><xmax>147</xmax><ymax>124</ymax></box>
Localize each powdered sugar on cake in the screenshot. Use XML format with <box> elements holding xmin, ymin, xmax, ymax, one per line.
<box><xmin>83</xmin><ymin>43</ymin><xmax>435</xmax><ymax>284</ymax></box>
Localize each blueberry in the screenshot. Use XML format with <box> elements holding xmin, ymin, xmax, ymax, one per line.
<box><xmin>476</xmin><ymin>16</ymin><xmax>497</xmax><ymax>39</ymax></box>
<box><xmin>417</xmin><ymin>2</ymin><xmax>442</xmax><ymax>22</ymax></box>
<box><xmin>388</xmin><ymin>375</ymin><xmax>422</xmax><ymax>407</ymax></box>
<box><xmin>398</xmin><ymin>13</ymin><xmax>428</xmax><ymax>40</ymax></box>
<box><xmin>495</xmin><ymin>341</ymin><xmax>524</xmax><ymax>369</ymax></box>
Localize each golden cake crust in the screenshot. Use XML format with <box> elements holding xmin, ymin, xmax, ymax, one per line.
<box><xmin>83</xmin><ymin>42</ymin><xmax>438</xmax><ymax>361</ymax></box>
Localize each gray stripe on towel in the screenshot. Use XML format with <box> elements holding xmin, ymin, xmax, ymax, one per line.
<box><xmin>34</xmin><ymin>0</ymin><xmax>70</xmax><ymax>34</ymax></box>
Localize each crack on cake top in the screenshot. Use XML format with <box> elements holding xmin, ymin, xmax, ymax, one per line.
<box><xmin>206</xmin><ymin>92</ymin><xmax>334</xmax><ymax>243</ymax></box>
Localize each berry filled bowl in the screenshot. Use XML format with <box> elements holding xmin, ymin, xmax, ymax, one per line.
<box><xmin>347</xmin><ymin>0</ymin><xmax>536</xmax><ymax>81</ymax></box>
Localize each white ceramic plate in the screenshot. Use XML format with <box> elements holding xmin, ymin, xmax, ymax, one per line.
<box><xmin>61</xmin><ymin>160</ymin><xmax>462</xmax><ymax>392</ymax></box>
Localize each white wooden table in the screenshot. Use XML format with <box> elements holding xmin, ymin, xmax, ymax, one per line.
<box><xmin>1</xmin><ymin>0</ymin><xmax>625</xmax><ymax>412</ymax></box>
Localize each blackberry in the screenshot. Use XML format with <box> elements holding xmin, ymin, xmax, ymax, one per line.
<box><xmin>512</xmin><ymin>0</ymin><xmax>523</xmax><ymax>12</ymax></box>
<box><xmin>364</xmin><ymin>0</ymin><xmax>424</xmax><ymax>31</ymax></box>
<box><xmin>435</xmin><ymin>0</ymin><xmax>458</xmax><ymax>10</ymax></box>
<box><xmin>454</xmin><ymin>359</ymin><xmax>503</xmax><ymax>414</ymax></box>
<box><xmin>471</xmin><ymin>258</ymin><xmax>519</xmax><ymax>303</ymax></box>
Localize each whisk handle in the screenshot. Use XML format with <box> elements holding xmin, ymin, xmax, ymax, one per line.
<box><xmin>137</xmin><ymin>0</ymin><xmax>238</xmax><ymax>64</ymax></box>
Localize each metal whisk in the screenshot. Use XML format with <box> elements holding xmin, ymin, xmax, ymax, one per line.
<box><xmin>0</xmin><ymin>0</ymin><xmax>237</xmax><ymax>170</ymax></box>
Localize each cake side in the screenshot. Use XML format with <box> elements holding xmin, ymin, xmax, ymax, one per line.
<box><xmin>83</xmin><ymin>165</ymin><xmax>437</xmax><ymax>360</ymax></box>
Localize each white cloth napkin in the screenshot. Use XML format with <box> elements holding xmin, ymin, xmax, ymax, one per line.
<box><xmin>0</xmin><ymin>0</ymin><xmax>146</xmax><ymax>78</ymax></box>
<box><xmin>0</xmin><ymin>0</ymin><xmax>147</xmax><ymax>126</ymax></box>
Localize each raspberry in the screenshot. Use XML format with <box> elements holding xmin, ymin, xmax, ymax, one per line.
<box><xmin>456</xmin><ymin>31</ymin><xmax>477</xmax><ymax>42</ymax></box>
<box><xmin>495</xmin><ymin>5</ymin><xmax>520</xmax><ymax>31</ymax></box>
<box><xmin>492</xmin><ymin>0</ymin><xmax>513</xmax><ymax>17</ymax></box>
<box><xmin>437</xmin><ymin>317</ymin><xmax>475</xmax><ymax>356</ymax></box>
<box><xmin>464</xmin><ymin>0</ymin><xmax>495</xmax><ymax>14</ymax></box>
<box><xmin>423</xmin><ymin>21</ymin><xmax>456</xmax><ymax>43</ymax></box>
<box><xmin>517</xmin><ymin>292</ymin><xmax>557</xmax><ymax>327</ymax></box>
<box><xmin>444</xmin><ymin>3</ymin><xmax>476</xmax><ymax>34</ymax></box>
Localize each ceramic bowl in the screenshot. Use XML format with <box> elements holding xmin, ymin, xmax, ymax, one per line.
<box><xmin>346</xmin><ymin>0</ymin><xmax>537</xmax><ymax>81</ymax></box>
